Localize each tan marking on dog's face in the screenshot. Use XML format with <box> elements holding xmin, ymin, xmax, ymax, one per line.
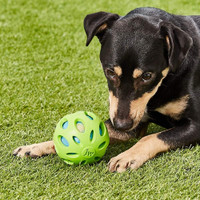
<box><xmin>162</xmin><ymin>67</ymin><xmax>169</xmax><ymax>77</ymax></box>
<box><xmin>114</xmin><ymin>66</ymin><xmax>122</xmax><ymax>76</ymax></box>
<box><xmin>108</xmin><ymin>132</ymin><xmax>170</xmax><ymax>172</ymax></box>
<box><xmin>155</xmin><ymin>95</ymin><xmax>189</xmax><ymax>120</ymax></box>
<box><xmin>109</xmin><ymin>91</ymin><xmax>118</xmax><ymax>124</ymax></box>
<box><xmin>97</xmin><ymin>23</ymin><xmax>107</xmax><ymax>33</ymax></box>
<box><xmin>130</xmin><ymin>67</ymin><xmax>169</xmax><ymax>129</ymax></box>
<box><xmin>133</xmin><ymin>68</ymin><xmax>143</xmax><ymax>79</ymax></box>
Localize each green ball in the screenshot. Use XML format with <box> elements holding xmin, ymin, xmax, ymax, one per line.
<box><xmin>53</xmin><ymin>111</ymin><xmax>109</xmax><ymax>165</ymax></box>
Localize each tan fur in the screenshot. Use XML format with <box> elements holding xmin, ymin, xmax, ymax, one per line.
<box><xmin>162</xmin><ymin>67</ymin><xmax>169</xmax><ymax>77</ymax></box>
<box><xmin>130</xmin><ymin>68</ymin><xmax>169</xmax><ymax>129</ymax></box>
<box><xmin>155</xmin><ymin>95</ymin><xmax>189</xmax><ymax>120</ymax></box>
<box><xmin>109</xmin><ymin>91</ymin><xmax>118</xmax><ymax>124</ymax></box>
<box><xmin>114</xmin><ymin>66</ymin><xmax>122</xmax><ymax>76</ymax></box>
<box><xmin>108</xmin><ymin>132</ymin><xmax>170</xmax><ymax>172</ymax></box>
<box><xmin>133</xmin><ymin>68</ymin><xmax>143</xmax><ymax>79</ymax></box>
<box><xmin>13</xmin><ymin>141</ymin><xmax>56</xmax><ymax>158</ymax></box>
<box><xmin>97</xmin><ymin>23</ymin><xmax>107</xmax><ymax>33</ymax></box>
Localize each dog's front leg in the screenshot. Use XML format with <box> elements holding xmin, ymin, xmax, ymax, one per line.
<box><xmin>13</xmin><ymin>141</ymin><xmax>56</xmax><ymax>158</ymax></box>
<box><xmin>108</xmin><ymin>121</ymin><xmax>198</xmax><ymax>172</ymax></box>
<box><xmin>13</xmin><ymin>119</ymin><xmax>148</xmax><ymax>158</ymax></box>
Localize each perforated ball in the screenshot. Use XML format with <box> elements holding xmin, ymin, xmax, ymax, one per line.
<box><xmin>53</xmin><ymin>111</ymin><xmax>109</xmax><ymax>165</ymax></box>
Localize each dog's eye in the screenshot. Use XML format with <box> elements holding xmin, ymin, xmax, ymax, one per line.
<box><xmin>105</xmin><ymin>68</ymin><xmax>117</xmax><ymax>80</ymax></box>
<box><xmin>142</xmin><ymin>72</ymin><xmax>152</xmax><ymax>81</ymax></box>
<box><xmin>105</xmin><ymin>68</ymin><xmax>120</xmax><ymax>87</ymax></box>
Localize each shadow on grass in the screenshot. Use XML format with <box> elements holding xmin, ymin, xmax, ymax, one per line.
<box><xmin>104</xmin><ymin>139</ymin><xmax>138</xmax><ymax>163</ymax></box>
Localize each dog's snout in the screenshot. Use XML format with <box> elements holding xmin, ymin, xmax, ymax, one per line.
<box><xmin>114</xmin><ymin>118</ymin><xmax>133</xmax><ymax>131</ymax></box>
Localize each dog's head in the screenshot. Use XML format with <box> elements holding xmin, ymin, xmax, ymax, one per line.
<box><xmin>84</xmin><ymin>11</ymin><xmax>192</xmax><ymax>131</ymax></box>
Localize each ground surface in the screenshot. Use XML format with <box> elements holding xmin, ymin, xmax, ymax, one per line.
<box><xmin>1</xmin><ymin>0</ymin><xmax>200</xmax><ymax>199</ymax></box>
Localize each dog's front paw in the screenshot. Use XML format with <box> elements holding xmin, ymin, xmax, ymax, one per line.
<box><xmin>13</xmin><ymin>141</ymin><xmax>56</xmax><ymax>158</ymax></box>
<box><xmin>108</xmin><ymin>133</ymin><xmax>170</xmax><ymax>173</ymax></box>
<box><xmin>108</xmin><ymin>150</ymin><xmax>146</xmax><ymax>173</ymax></box>
<box><xmin>13</xmin><ymin>144</ymin><xmax>41</xmax><ymax>158</ymax></box>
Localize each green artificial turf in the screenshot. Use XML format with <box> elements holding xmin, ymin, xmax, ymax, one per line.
<box><xmin>1</xmin><ymin>0</ymin><xmax>200</xmax><ymax>199</ymax></box>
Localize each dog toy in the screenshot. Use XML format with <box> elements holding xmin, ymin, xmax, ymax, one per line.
<box><xmin>53</xmin><ymin>111</ymin><xmax>109</xmax><ymax>165</ymax></box>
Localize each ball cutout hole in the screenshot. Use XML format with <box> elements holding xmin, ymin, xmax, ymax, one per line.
<box><xmin>85</xmin><ymin>112</ymin><xmax>93</xmax><ymax>120</ymax></box>
<box><xmin>80</xmin><ymin>160</ymin><xmax>87</xmax><ymax>165</ymax></box>
<box><xmin>62</xmin><ymin>159</ymin><xmax>74</xmax><ymax>165</ymax></box>
<box><xmin>73</xmin><ymin>136</ymin><xmax>80</xmax><ymax>144</ymax></box>
<box><xmin>61</xmin><ymin>136</ymin><xmax>69</xmax><ymax>147</ymax></box>
<box><xmin>66</xmin><ymin>152</ymin><xmax>78</xmax><ymax>158</ymax></box>
<box><xmin>94</xmin><ymin>157</ymin><xmax>101</xmax><ymax>161</ymax></box>
<box><xmin>99</xmin><ymin>123</ymin><xmax>103</xmax><ymax>136</ymax></box>
<box><xmin>62</xmin><ymin>121</ymin><xmax>68</xmax><ymax>129</ymax></box>
<box><xmin>66</xmin><ymin>152</ymin><xmax>77</xmax><ymax>155</ymax></box>
<box><xmin>90</xmin><ymin>131</ymin><xmax>94</xmax><ymax>141</ymax></box>
<box><xmin>76</xmin><ymin>121</ymin><xmax>85</xmax><ymax>133</ymax></box>
<box><xmin>98</xmin><ymin>141</ymin><xmax>106</xmax><ymax>149</ymax></box>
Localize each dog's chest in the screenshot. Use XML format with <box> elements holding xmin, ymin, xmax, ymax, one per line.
<box><xmin>154</xmin><ymin>95</ymin><xmax>189</xmax><ymax>120</ymax></box>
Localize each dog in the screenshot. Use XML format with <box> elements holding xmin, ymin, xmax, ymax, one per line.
<box><xmin>13</xmin><ymin>7</ymin><xmax>200</xmax><ymax>173</ymax></box>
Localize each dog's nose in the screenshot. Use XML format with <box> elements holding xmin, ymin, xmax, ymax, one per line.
<box><xmin>113</xmin><ymin>118</ymin><xmax>133</xmax><ymax>131</ymax></box>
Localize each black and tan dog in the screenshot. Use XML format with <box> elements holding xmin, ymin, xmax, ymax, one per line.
<box><xmin>13</xmin><ymin>7</ymin><xmax>200</xmax><ymax>173</ymax></box>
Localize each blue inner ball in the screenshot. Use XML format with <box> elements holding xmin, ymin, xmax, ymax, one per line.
<box><xmin>99</xmin><ymin>126</ymin><xmax>103</xmax><ymax>136</ymax></box>
<box><xmin>62</xmin><ymin>121</ymin><xmax>68</xmax><ymax>129</ymax></box>
<box><xmin>61</xmin><ymin>136</ymin><xmax>69</xmax><ymax>146</ymax></box>
<box><xmin>86</xmin><ymin>115</ymin><xmax>93</xmax><ymax>120</ymax></box>
<box><xmin>73</xmin><ymin>136</ymin><xmax>80</xmax><ymax>144</ymax></box>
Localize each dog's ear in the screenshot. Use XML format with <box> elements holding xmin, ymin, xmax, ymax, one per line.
<box><xmin>84</xmin><ymin>12</ymin><xmax>120</xmax><ymax>46</ymax></box>
<box><xmin>159</xmin><ymin>21</ymin><xmax>193</xmax><ymax>72</ymax></box>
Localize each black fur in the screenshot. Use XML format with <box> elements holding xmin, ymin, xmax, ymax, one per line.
<box><xmin>84</xmin><ymin>7</ymin><xmax>200</xmax><ymax>149</ymax></box>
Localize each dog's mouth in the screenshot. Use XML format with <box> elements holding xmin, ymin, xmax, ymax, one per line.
<box><xmin>112</xmin><ymin>111</ymin><xmax>146</xmax><ymax>132</ymax></box>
